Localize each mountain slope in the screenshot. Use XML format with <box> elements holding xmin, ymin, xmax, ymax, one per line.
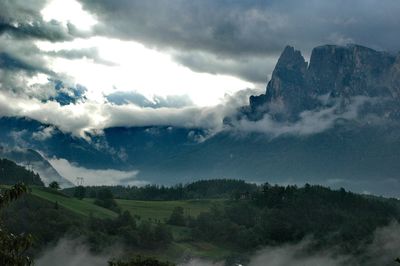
<box><xmin>0</xmin><ymin>146</ymin><xmax>73</xmax><ymax>187</ymax></box>
<box><xmin>0</xmin><ymin>158</ymin><xmax>44</xmax><ymax>186</ymax></box>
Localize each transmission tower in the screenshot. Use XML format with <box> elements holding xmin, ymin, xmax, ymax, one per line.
<box><xmin>25</xmin><ymin>160</ymin><xmax>33</xmax><ymax>172</ymax></box>
<box><xmin>76</xmin><ymin>177</ymin><xmax>84</xmax><ymax>186</ymax></box>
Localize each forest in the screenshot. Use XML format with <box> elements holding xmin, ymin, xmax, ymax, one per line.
<box><xmin>189</xmin><ymin>184</ymin><xmax>398</xmax><ymax>252</ymax></box>
<box><xmin>1</xmin><ymin>166</ymin><xmax>400</xmax><ymax>265</ymax></box>
<box><xmin>0</xmin><ymin>158</ymin><xmax>44</xmax><ymax>186</ymax></box>
<box><xmin>62</xmin><ymin>179</ymin><xmax>258</xmax><ymax>200</ymax></box>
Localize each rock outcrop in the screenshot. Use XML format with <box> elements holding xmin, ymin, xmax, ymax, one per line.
<box><xmin>243</xmin><ymin>44</ymin><xmax>400</xmax><ymax>122</ymax></box>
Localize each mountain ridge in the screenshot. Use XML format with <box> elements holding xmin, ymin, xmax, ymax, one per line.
<box><xmin>242</xmin><ymin>44</ymin><xmax>400</xmax><ymax>122</ymax></box>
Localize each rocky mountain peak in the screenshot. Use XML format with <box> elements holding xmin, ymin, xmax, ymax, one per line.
<box><xmin>307</xmin><ymin>44</ymin><xmax>396</xmax><ymax>97</ymax></box>
<box><xmin>247</xmin><ymin>46</ymin><xmax>311</xmax><ymax>121</ymax></box>
<box><xmin>244</xmin><ymin>44</ymin><xmax>400</xmax><ymax>122</ymax></box>
<box><xmin>275</xmin><ymin>45</ymin><xmax>308</xmax><ymax>72</ymax></box>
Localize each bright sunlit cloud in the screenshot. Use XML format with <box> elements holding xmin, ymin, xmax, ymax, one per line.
<box><xmin>41</xmin><ymin>0</ymin><xmax>97</xmax><ymax>30</ymax></box>
<box><xmin>37</xmin><ymin>0</ymin><xmax>256</xmax><ymax>107</ymax></box>
<box><xmin>36</xmin><ymin>37</ymin><xmax>254</xmax><ymax>106</ymax></box>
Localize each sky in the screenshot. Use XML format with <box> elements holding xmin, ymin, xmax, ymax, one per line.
<box><xmin>1</xmin><ymin>0</ymin><xmax>400</xmax><ymax>136</ymax></box>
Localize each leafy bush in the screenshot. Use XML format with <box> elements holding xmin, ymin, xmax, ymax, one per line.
<box><xmin>167</xmin><ymin>206</ymin><xmax>185</xmax><ymax>226</ymax></box>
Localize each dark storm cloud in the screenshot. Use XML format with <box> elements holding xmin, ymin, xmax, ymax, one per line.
<box><xmin>0</xmin><ymin>52</ymin><xmax>49</xmax><ymax>74</ymax></box>
<box><xmin>0</xmin><ymin>0</ymin><xmax>74</xmax><ymax>42</ymax></box>
<box><xmin>0</xmin><ymin>0</ymin><xmax>80</xmax><ymax>100</ymax></box>
<box><xmin>173</xmin><ymin>51</ymin><xmax>276</xmax><ymax>83</ymax></box>
<box><xmin>46</xmin><ymin>47</ymin><xmax>117</xmax><ymax>66</ymax></box>
<box><xmin>0</xmin><ymin>0</ymin><xmax>48</xmax><ymax>22</ymax></box>
<box><xmin>78</xmin><ymin>0</ymin><xmax>285</xmax><ymax>56</ymax></box>
<box><xmin>79</xmin><ymin>0</ymin><xmax>400</xmax><ymax>54</ymax></box>
<box><xmin>0</xmin><ymin>0</ymin><xmax>51</xmax><ymax>72</ymax></box>
<box><xmin>78</xmin><ymin>0</ymin><xmax>400</xmax><ymax>82</ymax></box>
<box><xmin>0</xmin><ymin>32</ymin><xmax>67</xmax><ymax>100</ymax></box>
<box><xmin>0</xmin><ymin>52</ymin><xmax>43</xmax><ymax>72</ymax></box>
<box><xmin>0</xmin><ymin>34</ymin><xmax>60</xmax><ymax>99</ymax></box>
<box><xmin>0</xmin><ymin>21</ymin><xmax>74</xmax><ymax>42</ymax></box>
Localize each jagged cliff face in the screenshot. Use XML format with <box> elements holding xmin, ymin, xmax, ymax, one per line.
<box><xmin>244</xmin><ymin>44</ymin><xmax>400</xmax><ymax>122</ymax></box>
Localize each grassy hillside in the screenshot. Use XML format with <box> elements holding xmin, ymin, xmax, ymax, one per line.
<box><xmin>114</xmin><ymin>199</ymin><xmax>224</xmax><ymax>221</ymax></box>
<box><xmin>26</xmin><ymin>187</ymin><xmax>229</xmax><ymax>260</ymax></box>
<box><xmin>30</xmin><ymin>187</ymin><xmax>223</xmax><ymax>225</ymax></box>
<box><xmin>3</xmin><ymin>181</ymin><xmax>400</xmax><ymax>265</ymax></box>
<box><xmin>30</xmin><ymin>186</ymin><xmax>117</xmax><ymax>219</ymax></box>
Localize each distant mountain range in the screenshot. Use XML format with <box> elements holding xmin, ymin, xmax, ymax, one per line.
<box><xmin>1</xmin><ymin>44</ymin><xmax>399</xmax><ymax>196</ymax></box>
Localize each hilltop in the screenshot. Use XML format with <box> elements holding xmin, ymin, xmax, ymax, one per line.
<box><xmin>0</xmin><ymin>158</ymin><xmax>44</xmax><ymax>186</ymax></box>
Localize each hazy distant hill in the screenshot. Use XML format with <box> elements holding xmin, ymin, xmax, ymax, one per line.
<box><xmin>0</xmin><ymin>117</ymin><xmax>126</xmax><ymax>169</ymax></box>
<box><xmin>0</xmin><ymin>146</ymin><xmax>73</xmax><ymax>187</ymax></box>
<box><xmin>0</xmin><ymin>158</ymin><xmax>44</xmax><ymax>186</ymax></box>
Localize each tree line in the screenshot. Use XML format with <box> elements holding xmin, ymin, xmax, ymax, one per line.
<box><xmin>63</xmin><ymin>179</ymin><xmax>258</xmax><ymax>200</ymax></box>
<box><xmin>0</xmin><ymin>158</ymin><xmax>43</xmax><ymax>186</ymax></box>
<box><xmin>187</xmin><ymin>183</ymin><xmax>400</xmax><ymax>254</ymax></box>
